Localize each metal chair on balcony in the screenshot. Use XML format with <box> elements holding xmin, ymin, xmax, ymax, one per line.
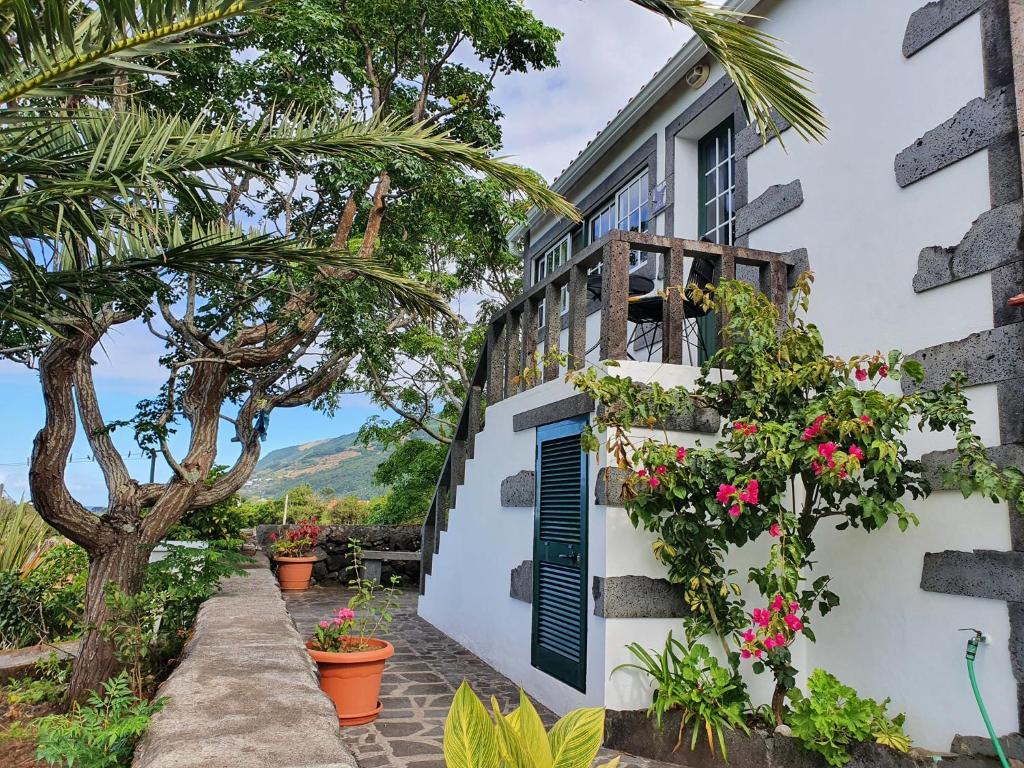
<box><xmin>585</xmin><ymin>254</ymin><xmax>716</xmax><ymax>362</ymax></box>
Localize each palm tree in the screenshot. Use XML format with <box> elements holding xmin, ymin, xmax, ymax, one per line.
<box><xmin>0</xmin><ymin>0</ymin><xmax>827</xmax><ymax>702</ymax></box>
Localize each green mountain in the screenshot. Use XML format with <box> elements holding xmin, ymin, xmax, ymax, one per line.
<box><xmin>242</xmin><ymin>431</ymin><xmax>389</xmax><ymax>500</ymax></box>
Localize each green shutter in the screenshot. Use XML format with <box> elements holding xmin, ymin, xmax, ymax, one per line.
<box><xmin>531</xmin><ymin>417</ymin><xmax>588</xmax><ymax>692</ymax></box>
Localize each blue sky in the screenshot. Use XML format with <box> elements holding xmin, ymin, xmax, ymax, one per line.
<box><xmin>0</xmin><ymin>0</ymin><xmax>688</xmax><ymax>506</ymax></box>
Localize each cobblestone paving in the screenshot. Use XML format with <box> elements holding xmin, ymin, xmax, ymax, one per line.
<box><xmin>284</xmin><ymin>584</ymin><xmax>674</xmax><ymax>768</ymax></box>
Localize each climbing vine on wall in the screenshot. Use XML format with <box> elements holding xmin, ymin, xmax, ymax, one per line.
<box><xmin>571</xmin><ymin>273</ymin><xmax>1024</xmax><ymax>723</ymax></box>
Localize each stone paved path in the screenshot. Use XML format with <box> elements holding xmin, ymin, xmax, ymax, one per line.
<box><xmin>284</xmin><ymin>584</ymin><xmax>674</xmax><ymax>768</ymax></box>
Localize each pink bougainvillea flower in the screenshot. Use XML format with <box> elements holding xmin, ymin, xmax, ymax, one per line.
<box><xmin>764</xmin><ymin>636</ymin><xmax>776</xmax><ymax>649</ymax></box>
<box><xmin>789</xmin><ymin>601</ymin><xmax>799</xmax><ymax>612</ymax></box>
<box><xmin>739</xmin><ymin>479</ymin><xmax>759</xmax><ymax>505</ymax></box>
<box><xmin>318</xmin><ymin>621</ymin><xmax>329</xmax><ymax>629</ymax></box>
<box><xmin>811</xmin><ymin>460</ymin><xmax>823</xmax><ymax>476</ymax></box>
<box><xmin>648</xmin><ymin>476</ymin><xmax>660</xmax><ymax>488</ymax></box>
<box><xmin>740</xmin><ymin>648</ymin><xmax>752</xmax><ymax>659</ymax></box>
<box><xmin>655</xmin><ymin>465</ymin><xmax>667</xmax><ymax>475</ymax></box>
<box><xmin>855</xmin><ymin>367</ymin><xmax>867</xmax><ymax>381</ymax></box>
<box><xmin>637</xmin><ymin>468</ymin><xmax>647</xmax><ymax>477</ymax></box>
<box><xmin>716</xmin><ymin>483</ymin><xmax>737</xmax><ymax>504</ymax></box>
<box><xmin>754</xmin><ymin>648</ymin><xmax>763</xmax><ymax>658</ymax></box>
<box><xmin>849</xmin><ymin>444</ymin><xmax>864</xmax><ymax>461</ymax></box>
<box><xmin>839</xmin><ymin>469</ymin><xmax>849</xmax><ymax>479</ymax></box>
<box><xmin>828</xmin><ymin>457</ymin><xmax>837</xmax><ymax>470</ymax></box>
<box><xmin>769</xmin><ymin>523</ymin><xmax>782</xmax><ymax>538</ymax></box>
<box><xmin>775</xmin><ymin>633</ymin><xmax>786</xmax><ymax>646</ymax></box>
<box><xmin>729</xmin><ymin>505</ymin><xmax>741</xmax><ymax>518</ymax></box>
<box><xmin>771</xmin><ymin>593</ymin><xmax>784</xmax><ymax>612</ymax></box>
<box><xmin>676</xmin><ymin>447</ymin><xmax>687</xmax><ymax>461</ymax></box>
<box><xmin>742</xmin><ymin>629</ymin><xmax>756</xmax><ymax>643</ymax></box>
<box><xmin>336</xmin><ymin>607</ymin><xmax>355</xmax><ymax>621</ymax></box>
<box><xmin>879</xmin><ymin>364</ymin><xmax>889</xmax><ymax>378</ymax></box>
<box><xmin>860</xmin><ymin>414</ymin><xmax>873</xmax><ymax>425</ymax></box>
<box><xmin>818</xmin><ymin>442</ymin><xmax>838</xmax><ymax>460</ymax></box>
<box><xmin>784</xmin><ymin>613</ymin><xmax>804</xmax><ymax>632</ymax></box>
<box><xmin>802</xmin><ymin>415</ymin><xmax>827</xmax><ymax>441</ymax></box>
<box><xmin>752</xmin><ymin>608</ymin><xmax>771</xmax><ymax>627</ymax></box>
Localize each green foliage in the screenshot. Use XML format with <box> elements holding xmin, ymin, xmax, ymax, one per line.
<box><xmin>0</xmin><ymin>543</ymin><xmax>88</xmax><ymax>649</ymax></box>
<box><xmin>24</xmin><ymin>544</ymin><xmax>89</xmax><ymax>640</ymax></box>
<box><xmin>325</xmin><ymin>495</ymin><xmax>372</xmax><ymax>525</ymax></box>
<box><xmin>614</xmin><ymin>634</ymin><xmax>748</xmax><ymax>758</ymax></box>
<box><xmin>2</xmin><ymin>653</ymin><xmax>72</xmax><ymax>706</ymax></box>
<box><xmin>0</xmin><ymin>496</ymin><xmax>51</xmax><ymax>572</ymax></box>
<box><xmin>443</xmin><ymin>682</ymin><xmax>619</xmax><ymax>768</ymax></box>
<box><xmin>35</xmin><ymin>672</ymin><xmax>164</xmax><ymax>768</ymax></box>
<box><xmin>168</xmin><ymin>466</ymin><xmax>253</xmax><ymax>540</ymax></box>
<box><xmin>0</xmin><ymin>569</ymin><xmax>44</xmax><ymax>648</ymax></box>
<box><xmin>787</xmin><ymin>670</ymin><xmax>910</xmax><ymax>767</ymax></box>
<box><xmin>571</xmin><ymin>274</ymin><xmax>1023</xmax><ymax>722</ymax></box>
<box><xmin>368</xmin><ymin>439</ymin><xmax>447</xmax><ymax>525</ymax></box>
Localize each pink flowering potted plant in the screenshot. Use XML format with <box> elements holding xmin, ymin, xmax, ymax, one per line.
<box><xmin>268</xmin><ymin>517</ymin><xmax>322</xmax><ymax>591</ymax></box>
<box><xmin>307</xmin><ymin>542</ymin><xmax>401</xmax><ymax>725</ymax></box>
<box><xmin>573</xmin><ymin>274</ymin><xmax>1023</xmax><ymax>727</ymax></box>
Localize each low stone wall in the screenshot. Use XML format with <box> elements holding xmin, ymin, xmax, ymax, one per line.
<box><xmin>605</xmin><ymin>710</ymin><xmax>1014</xmax><ymax>768</ymax></box>
<box><xmin>256</xmin><ymin>524</ymin><xmax>421</xmax><ymax>585</ymax></box>
<box><xmin>132</xmin><ymin>560</ymin><xmax>355</xmax><ymax>768</ymax></box>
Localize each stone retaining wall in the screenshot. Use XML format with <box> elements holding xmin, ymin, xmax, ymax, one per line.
<box><xmin>256</xmin><ymin>524</ymin><xmax>421</xmax><ymax>585</ymax></box>
<box><xmin>132</xmin><ymin>559</ymin><xmax>355</xmax><ymax>768</ymax></box>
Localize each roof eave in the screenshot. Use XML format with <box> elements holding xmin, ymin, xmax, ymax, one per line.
<box><xmin>510</xmin><ymin>0</ymin><xmax>761</xmax><ymax>243</ymax></box>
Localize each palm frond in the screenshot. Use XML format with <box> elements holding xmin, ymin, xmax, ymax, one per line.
<box><xmin>0</xmin><ymin>0</ymin><xmax>263</xmax><ymax>103</ymax></box>
<box><xmin>629</xmin><ymin>0</ymin><xmax>827</xmax><ymax>144</ymax></box>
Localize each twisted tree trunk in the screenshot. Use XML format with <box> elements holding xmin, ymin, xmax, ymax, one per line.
<box><xmin>67</xmin><ymin>533</ymin><xmax>149</xmax><ymax>702</ymax></box>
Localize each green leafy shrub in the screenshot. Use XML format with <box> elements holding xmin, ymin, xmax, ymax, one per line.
<box><xmin>3</xmin><ymin>653</ymin><xmax>71</xmax><ymax>705</ymax></box>
<box><xmin>614</xmin><ymin>633</ymin><xmax>748</xmax><ymax>758</ymax></box>
<box><xmin>24</xmin><ymin>543</ymin><xmax>88</xmax><ymax>639</ymax></box>
<box><xmin>167</xmin><ymin>466</ymin><xmax>255</xmax><ymax>540</ymax></box>
<box><xmin>443</xmin><ymin>682</ymin><xmax>620</xmax><ymax>768</ymax></box>
<box><xmin>787</xmin><ymin>669</ymin><xmax>910</xmax><ymax>766</ymax></box>
<box><xmin>368</xmin><ymin>439</ymin><xmax>445</xmax><ymax>525</ymax></box>
<box><xmin>35</xmin><ymin>672</ymin><xmax>163</xmax><ymax>768</ymax></box>
<box><xmin>0</xmin><ymin>569</ymin><xmax>44</xmax><ymax>648</ymax></box>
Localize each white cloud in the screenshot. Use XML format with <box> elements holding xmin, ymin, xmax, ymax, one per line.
<box><xmin>493</xmin><ymin>0</ymin><xmax>690</xmax><ymax>181</ymax></box>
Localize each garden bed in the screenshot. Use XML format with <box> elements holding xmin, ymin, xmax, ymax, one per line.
<box><xmin>605</xmin><ymin>710</ymin><xmax>1013</xmax><ymax>768</ymax></box>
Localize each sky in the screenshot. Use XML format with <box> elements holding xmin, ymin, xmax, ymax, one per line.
<box><xmin>0</xmin><ymin>0</ymin><xmax>688</xmax><ymax>506</ymax></box>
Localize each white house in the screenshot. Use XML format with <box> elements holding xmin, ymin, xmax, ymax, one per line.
<box><xmin>418</xmin><ymin>0</ymin><xmax>1024</xmax><ymax>755</ymax></box>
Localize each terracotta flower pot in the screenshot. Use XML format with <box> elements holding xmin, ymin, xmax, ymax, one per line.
<box><xmin>307</xmin><ymin>638</ymin><xmax>395</xmax><ymax>726</ymax></box>
<box><xmin>273</xmin><ymin>555</ymin><xmax>317</xmax><ymax>591</ymax></box>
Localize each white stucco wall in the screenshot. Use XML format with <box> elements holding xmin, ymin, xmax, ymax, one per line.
<box><xmin>417</xmin><ymin>376</ymin><xmax>609</xmax><ymax>715</ymax></box>
<box><xmin>739</xmin><ymin>0</ymin><xmax>1015</xmax><ymax>750</ymax></box>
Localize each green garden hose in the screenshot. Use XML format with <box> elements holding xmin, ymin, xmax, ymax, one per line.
<box><xmin>963</xmin><ymin>629</ymin><xmax>1010</xmax><ymax>768</ymax></box>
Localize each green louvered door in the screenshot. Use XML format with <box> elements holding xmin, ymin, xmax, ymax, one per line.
<box><xmin>531</xmin><ymin>416</ymin><xmax>588</xmax><ymax>691</ymax></box>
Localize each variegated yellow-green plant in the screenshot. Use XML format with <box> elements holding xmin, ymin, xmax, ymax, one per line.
<box><xmin>443</xmin><ymin>681</ymin><xmax>620</xmax><ymax>768</ymax></box>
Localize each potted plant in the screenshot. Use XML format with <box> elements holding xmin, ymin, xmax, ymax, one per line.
<box><xmin>307</xmin><ymin>543</ymin><xmax>400</xmax><ymax>725</ymax></box>
<box><xmin>268</xmin><ymin>518</ymin><xmax>321</xmax><ymax>591</ymax></box>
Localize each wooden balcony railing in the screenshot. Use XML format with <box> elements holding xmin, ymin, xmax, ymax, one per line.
<box><xmin>419</xmin><ymin>230</ymin><xmax>797</xmax><ymax>592</ymax></box>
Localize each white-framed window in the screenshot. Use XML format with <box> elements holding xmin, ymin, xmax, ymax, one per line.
<box><xmin>534</xmin><ymin>235</ymin><xmax>573</xmax><ymax>327</ymax></box>
<box><xmin>532</xmin><ymin>234</ymin><xmax>571</xmax><ymax>285</ymax></box>
<box><xmin>586</xmin><ymin>171</ymin><xmax>651</xmax><ymax>272</ymax></box>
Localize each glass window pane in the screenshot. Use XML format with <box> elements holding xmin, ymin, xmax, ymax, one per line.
<box><xmin>639</xmin><ymin>201</ymin><xmax>649</xmax><ymax>229</ymax></box>
<box><xmin>705</xmin><ymin>200</ymin><xmax>717</xmax><ymax>230</ymax></box>
<box><xmin>717</xmin><ymin>195</ymin><xmax>730</xmax><ymax>228</ymax></box>
<box><xmin>629</xmin><ymin>209</ymin><xmax>640</xmax><ymax>230</ymax></box>
<box><xmin>629</xmin><ymin>181</ymin><xmax>640</xmax><ymax>211</ymax></box>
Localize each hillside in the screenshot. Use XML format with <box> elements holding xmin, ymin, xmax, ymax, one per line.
<box><xmin>242</xmin><ymin>431</ymin><xmax>389</xmax><ymax>500</ymax></box>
